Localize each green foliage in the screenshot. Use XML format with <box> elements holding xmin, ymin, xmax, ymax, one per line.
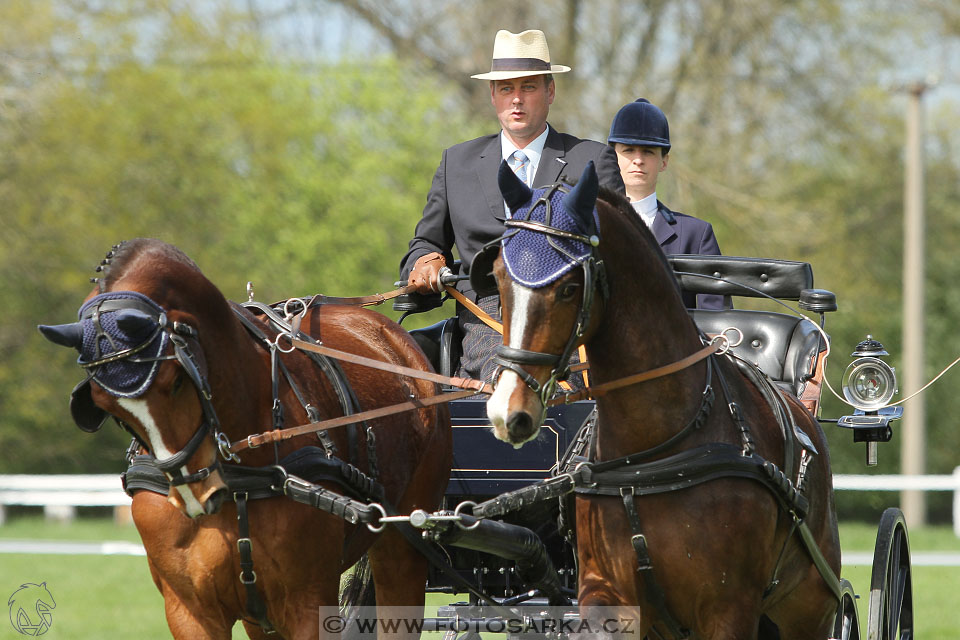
<box><xmin>0</xmin><ymin>1</ymin><xmax>484</xmax><ymax>473</ymax></box>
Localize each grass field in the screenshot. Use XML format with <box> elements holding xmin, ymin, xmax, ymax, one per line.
<box><xmin>0</xmin><ymin>515</ymin><xmax>957</xmax><ymax>639</ymax></box>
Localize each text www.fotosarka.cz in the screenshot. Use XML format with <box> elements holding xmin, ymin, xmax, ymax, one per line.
<box><xmin>319</xmin><ymin>606</ymin><xmax>642</xmax><ymax>636</ymax></box>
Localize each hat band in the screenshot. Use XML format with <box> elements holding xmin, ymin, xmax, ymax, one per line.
<box><xmin>490</xmin><ymin>57</ymin><xmax>551</xmax><ymax>72</ymax></box>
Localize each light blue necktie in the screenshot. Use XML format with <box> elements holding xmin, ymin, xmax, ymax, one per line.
<box><xmin>511</xmin><ymin>150</ymin><xmax>529</xmax><ymax>186</ymax></box>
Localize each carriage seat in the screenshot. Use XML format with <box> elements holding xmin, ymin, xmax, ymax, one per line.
<box><xmin>409</xmin><ymin>317</ymin><xmax>461</xmax><ymax>378</ymax></box>
<box><xmin>668</xmin><ymin>255</ymin><xmax>836</xmax><ymax>407</ymax></box>
<box><xmin>692</xmin><ymin>309</ymin><xmax>822</xmax><ymax>398</ymax></box>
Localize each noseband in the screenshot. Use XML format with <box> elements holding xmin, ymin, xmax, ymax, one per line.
<box><xmin>80</xmin><ymin>293</ymin><xmax>236</xmax><ymax>487</ymax></box>
<box><xmin>492</xmin><ymin>183</ymin><xmax>606</xmax><ymax>406</ymax></box>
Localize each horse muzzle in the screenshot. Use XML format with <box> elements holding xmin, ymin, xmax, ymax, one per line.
<box><xmin>486</xmin><ymin>369</ymin><xmax>547</xmax><ymax>448</ymax></box>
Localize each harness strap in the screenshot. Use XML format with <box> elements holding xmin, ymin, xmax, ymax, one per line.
<box><xmin>290</xmin><ymin>339</ymin><xmax>491</xmax><ymax>393</ymax></box>
<box><xmin>235</xmin><ymin>492</ymin><xmax>276</xmax><ymax>634</ymax></box>
<box><xmin>231</xmin><ymin>388</ymin><xmax>480</xmax><ymax>453</ymax></box>
<box><xmin>302</xmin><ymin>285</ymin><xmax>422</xmax><ymax>308</ymax></box>
<box><xmin>620</xmin><ymin>488</ymin><xmax>691</xmax><ymax>640</ymax></box>
<box><xmin>548</xmin><ymin>342</ymin><xmax>721</xmax><ymax>406</ymax></box>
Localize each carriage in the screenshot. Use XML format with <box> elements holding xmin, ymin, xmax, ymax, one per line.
<box><xmin>39</xmin><ymin>168</ymin><xmax>913</xmax><ymax>639</ymax></box>
<box><xmin>393</xmin><ymin>252</ymin><xmax>912</xmax><ymax>640</ymax></box>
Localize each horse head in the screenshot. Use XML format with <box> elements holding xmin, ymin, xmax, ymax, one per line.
<box><xmin>39</xmin><ymin>239</ymin><xmax>230</xmax><ymax>518</ymax></box>
<box><xmin>476</xmin><ymin>162</ymin><xmax>606</xmax><ymax>447</ymax></box>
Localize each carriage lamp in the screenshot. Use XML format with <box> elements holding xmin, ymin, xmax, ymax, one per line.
<box><xmin>836</xmin><ymin>336</ymin><xmax>903</xmax><ymax>466</ymax></box>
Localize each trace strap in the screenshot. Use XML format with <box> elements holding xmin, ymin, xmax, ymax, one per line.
<box><xmin>228</xmin><ymin>339</ymin><xmax>493</xmax><ymax>455</ymax></box>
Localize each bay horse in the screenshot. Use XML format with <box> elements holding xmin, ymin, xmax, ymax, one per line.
<box><xmin>39</xmin><ymin>238</ymin><xmax>451</xmax><ymax>639</ymax></box>
<box><xmin>473</xmin><ymin>163</ymin><xmax>841</xmax><ymax>638</ymax></box>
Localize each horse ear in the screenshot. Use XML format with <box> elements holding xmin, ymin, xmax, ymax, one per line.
<box><xmin>114</xmin><ymin>309</ymin><xmax>158</xmax><ymax>336</ymax></box>
<box><xmin>498</xmin><ymin>160</ymin><xmax>533</xmax><ymax>214</ymax></box>
<box><xmin>38</xmin><ymin>322</ymin><xmax>84</xmax><ymax>350</ymax></box>
<box><xmin>70</xmin><ymin>379</ymin><xmax>108</xmax><ymax>432</ymax></box>
<box><xmin>563</xmin><ymin>161</ymin><xmax>599</xmax><ymax>231</ymax></box>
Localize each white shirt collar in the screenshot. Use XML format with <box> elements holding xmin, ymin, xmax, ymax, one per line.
<box><xmin>500</xmin><ymin>126</ymin><xmax>550</xmax><ymax>186</ymax></box>
<box><xmin>630</xmin><ymin>192</ymin><xmax>659</xmax><ymax>228</ymax></box>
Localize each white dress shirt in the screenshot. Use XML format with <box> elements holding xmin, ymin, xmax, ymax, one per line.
<box><xmin>631</xmin><ymin>192</ymin><xmax>659</xmax><ymax>228</ymax></box>
<box><xmin>500</xmin><ymin>127</ymin><xmax>550</xmax><ymax>187</ymax></box>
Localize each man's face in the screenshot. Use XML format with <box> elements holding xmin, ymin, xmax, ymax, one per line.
<box><xmin>614</xmin><ymin>143</ymin><xmax>669</xmax><ymax>199</ymax></box>
<box><xmin>491</xmin><ymin>75</ymin><xmax>554</xmax><ymax>147</ymax></box>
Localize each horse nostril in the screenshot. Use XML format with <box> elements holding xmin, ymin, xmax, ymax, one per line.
<box><xmin>205</xmin><ymin>489</ymin><xmax>228</xmax><ymax>515</ymax></box>
<box><xmin>506</xmin><ymin>411</ymin><xmax>534</xmax><ymax>443</ymax></box>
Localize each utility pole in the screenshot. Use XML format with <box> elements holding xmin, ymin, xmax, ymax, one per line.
<box><xmin>901</xmin><ymin>81</ymin><xmax>931</xmax><ymax>528</ymax></box>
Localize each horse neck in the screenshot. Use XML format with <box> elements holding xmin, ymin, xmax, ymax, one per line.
<box><xmin>203</xmin><ymin>308</ymin><xmax>276</xmax><ymax>442</ymax></box>
<box><xmin>585</xmin><ymin>209</ymin><xmax>710</xmax><ymax>458</ymax></box>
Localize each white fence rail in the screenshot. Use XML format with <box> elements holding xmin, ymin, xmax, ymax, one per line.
<box><xmin>0</xmin><ymin>474</ymin><xmax>131</xmax><ymax>525</ymax></box>
<box><xmin>833</xmin><ymin>467</ymin><xmax>960</xmax><ymax>536</ymax></box>
<box><xmin>2</xmin><ymin>469</ymin><xmax>960</xmax><ymax>534</ymax></box>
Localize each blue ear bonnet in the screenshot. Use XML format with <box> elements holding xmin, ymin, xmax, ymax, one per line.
<box><xmin>78</xmin><ymin>291</ymin><xmax>168</xmax><ymax>398</ymax></box>
<box><xmin>502</xmin><ymin>185</ymin><xmax>600</xmax><ymax>288</ymax></box>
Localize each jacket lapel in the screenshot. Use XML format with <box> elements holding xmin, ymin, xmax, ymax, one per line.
<box><xmin>652</xmin><ymin>201</ymin><xmax>678</xmax><ymax>247</ymax></box>
<box><xmin>532</xmin><ymin>126</ymin><xmax>567</xmax><ymax>187</ymax></box>
<box><xmin>478</xmin><ymin>136</ymin><xmax>508</xmax><ymax>221</ymax></box>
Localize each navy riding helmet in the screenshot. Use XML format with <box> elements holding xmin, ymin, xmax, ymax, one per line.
<box><xmin>607</xmin><ymin>98</ymin><xmax>670</xmax><ymax>154</ymax></box>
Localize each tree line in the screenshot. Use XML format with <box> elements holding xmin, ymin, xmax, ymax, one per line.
<box><xmin>1</xmin><ymin>0</ymin><xmax>959</xmax><ymax>520</ymax></box>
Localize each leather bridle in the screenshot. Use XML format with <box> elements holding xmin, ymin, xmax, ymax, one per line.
<box><xmin>491</xmin><ymin>183</ymin><xmax>606</xmax><ymax>408</ymax></box>
<box><xmin>80</xmin><ymin>294</ymin><xmax>236</xmax><ymax>487</ymax></box>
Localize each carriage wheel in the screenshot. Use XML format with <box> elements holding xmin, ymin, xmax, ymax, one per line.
<box><xmin>865</xmin><ymin>507</ymin><xmax>914</xmax><ymax>640</ymax></box>
<box><xmin>832</xmin><ymin>578</ymin><xmax>861</xmax><ymax>640</ymax></box>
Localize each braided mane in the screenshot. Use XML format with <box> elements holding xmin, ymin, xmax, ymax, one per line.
<box><xmin>93</xmin><ymin>239</ymin><xmax>198</xmax><ymax>293</ymax></box>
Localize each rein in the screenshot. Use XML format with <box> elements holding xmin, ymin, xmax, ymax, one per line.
<box><xmin>302</xmin><ymin>284</ymin><xmax>422</xmax><ymax>308</ymax></box>
<box><xmin>225</xmin><ymin>339</ymin><xmax>493</xmax><ymax>455</ymax></box>
<box><xmin>225</xmin><ymin>337</ymin><xmax>727</xmax><ymax>456</ymax></box>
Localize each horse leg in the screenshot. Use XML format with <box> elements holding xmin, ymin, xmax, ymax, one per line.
<box><xmin>761</xmin><ymin>565</ymin><xmax>837</xmax><ymax>640</ymax></box>
<box><xmin>156</xmin><ymin>578</ymin><xmax>234</xmax><ymax>640</ymax></box>
<box><xmin>367</xmin><ymin>525</ymin><xmax>430</xmax><ymax>639</ymax></box>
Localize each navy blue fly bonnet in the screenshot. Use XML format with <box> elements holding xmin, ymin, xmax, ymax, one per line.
<box><xmin>470</xmin><ymin>160</ymin><xmax>601</xmax><ymax>295</ymax></box>
<box><xmin>75</xmin><ymin>291</ymin><xmax>170</xmax><ymax>398</ymax></box>
<box><xmin>38</xmin><ymin>291</ymin><xmax>172</xmax><ymax>431</ymax></box>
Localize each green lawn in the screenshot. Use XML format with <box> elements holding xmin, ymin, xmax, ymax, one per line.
<box><xmin>0</xmin><ymin>515</ymin><xmax>956</xmax><ymax>639</ymax></box>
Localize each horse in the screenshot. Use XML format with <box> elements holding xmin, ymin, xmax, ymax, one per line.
<box><xmin>472</xmin><ymin>163</ymin><xmax>841</xmax><ymax>639</ymax></box>
<box><xmin>39</xmin><ymin>238</ymin><xmax>452</xmax><ymax>639</ymax></box>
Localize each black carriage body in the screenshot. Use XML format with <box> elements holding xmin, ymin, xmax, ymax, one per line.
<box><xmin>427</xmin><ymin>397</ymin><xmax>594</xmax><ymax>598</ymax></box>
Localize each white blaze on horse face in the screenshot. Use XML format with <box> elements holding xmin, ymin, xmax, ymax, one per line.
<box><xmin>487</xmin><ymin>282</ymin><xmax>541</xmax><ymax>447</ymax></box>
<box><xmin>117</xmin><ymin>397</ymin><xmax>206</xmax><ymax>518</ymax></box>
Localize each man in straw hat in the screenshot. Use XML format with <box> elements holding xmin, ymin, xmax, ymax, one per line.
<box><xmin>400</xmin><ymin>29</ymin><xmax>624</xmax><ymax>382</ymax></box>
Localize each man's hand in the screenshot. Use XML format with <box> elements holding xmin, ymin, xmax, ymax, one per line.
<box><xmin>408</xmin><ymin>252</ymin><xmax>446</xmax><ymax>294</ymax></box>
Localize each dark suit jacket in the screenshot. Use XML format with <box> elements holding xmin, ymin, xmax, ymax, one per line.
<box><xmin>651</xmin><ymin>201</ymin><xmax>728</xmax><ymax>310</ymax></box>
<box><xmin>400</xmin><ymin>125</ymin><xmax>624</xmax><ymax>299</ymax></box>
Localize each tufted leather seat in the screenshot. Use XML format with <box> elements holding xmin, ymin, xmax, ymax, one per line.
<box><xmin>692</xmin><ymin>309</ymin><xmax>823</xmax><ymax>399</ymax></box>
<box><xmin>668</xmin><ymin>255</ymin><xmax>836</xmax><ymax>412</ymax></box>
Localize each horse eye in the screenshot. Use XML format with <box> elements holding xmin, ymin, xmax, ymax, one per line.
<box><xmin>558</xmin><ymin>283</ymin><xmax>580</xmax><ymax>301</ymax></box>
<box><xmin>171</xmin><ymin>371</ymin><xmax>185</xmax><ymax>396</ymax></box>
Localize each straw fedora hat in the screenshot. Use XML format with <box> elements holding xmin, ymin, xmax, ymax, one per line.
<box><xmin>471</xmin><ymin>29</ymin><xmax>571</xmax><ymax>81</ymax></box>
